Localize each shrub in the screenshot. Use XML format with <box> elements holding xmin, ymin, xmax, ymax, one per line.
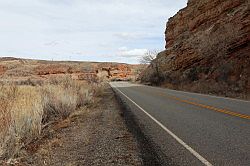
<box><xmin>42</xmin><ymin>76</ymin><xmax>91</xmax><ymax>123</ymax></box>
<box><xmin>0</xmin><ymin>85</ymin><xmax>43</xmax><ymax>159</ymax></box>
<box><xmin>0</xmin><ymin>86</ymin><xmax>15</xmax><ymax>159</ymax></box>
<box><xmin>0</xmin><ymin>76</ymin><xmax>92</xmax><ymax>160</ymax></box>
<box><xmin>41</xmin><ymin>85</ymin><xmax>77</xmax><ymax>123</ymax></box>
<box><xmin>91</xmin><ymin>83</ymin><xmax>105</xmax><ymax>98</ymax></box>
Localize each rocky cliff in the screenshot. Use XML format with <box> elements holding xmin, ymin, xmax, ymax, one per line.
<box><xmin>141</xmin><ymin>0</ymin><xmax>250</xmax><ymax>99</ymax></box>
<box><xmin>0</xmin><ymin>58</ymin><xmax>144</xmax><ymax>83</ymax></box>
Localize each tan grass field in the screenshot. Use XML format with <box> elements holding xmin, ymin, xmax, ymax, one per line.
<box><xmin>0</xmin><ymin>76</ymin><xmax>95</xmax><ymax>160</ymax></box>
<box><xmin>0</xmin><ymin>57</ymin><xmax>138</xmax><ymax>162</ymax></box>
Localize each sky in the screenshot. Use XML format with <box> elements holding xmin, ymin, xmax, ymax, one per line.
<box><xmin>0</xmin><ymin>0</ymin><xmax>187</xmax><ymax>64</ymax></box>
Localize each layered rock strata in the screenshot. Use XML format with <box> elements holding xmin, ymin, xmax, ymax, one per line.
<box><xmin>141</xmin><ymin>0</ymin><xmax>250</xmax><ymax>99</ymax></box>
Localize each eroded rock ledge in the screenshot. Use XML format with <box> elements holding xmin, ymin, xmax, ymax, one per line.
<box><xmin>141</xmin><ymin>0</ymin><xmax>250</xmax><ymax>99</ymax></box>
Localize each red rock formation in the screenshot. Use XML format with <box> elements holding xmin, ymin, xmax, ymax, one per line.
<box><xmin>141</xmin><ymin>0</ymin><xmax>250</xmax><ymax>99</ymax></box>
<box><xmin>34</xmin><ymin>63</ymin><xmax>134</xmax><ymax>81</ymax></box>
<box><xmin>100</xmin><ymin>64</ymin><xmax>133</xmax><ymax>80</ymax></box>
<box><xmin>78</xmin><ymin>72</ymin><xmax>97</xmax><ymax>82</ymax></box>
<box><xmin>35</xmin><ymin>64</ymin><xmax>71</xmax><ymax>75</ymax></box>
<box><xmin>0</xmin><ymin>57</ymin><xmax>141</xmax><ymax>82</ymax></box>
<box><xmin>0</xmin><ymin>65</ymin><xmax>6</xmax><ymax>75</ymax></box>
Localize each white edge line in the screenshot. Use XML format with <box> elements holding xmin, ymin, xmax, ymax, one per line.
<box><xmin>111</xmin><ymin>83</ymin><xmax>213</xmax><ymax>166</ymax></box>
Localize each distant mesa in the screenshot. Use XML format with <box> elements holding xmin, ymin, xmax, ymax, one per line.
<box><xmin>0</xmin><ymin>57</ymin><xmax>145</xmax><ymax>83</ymax></box>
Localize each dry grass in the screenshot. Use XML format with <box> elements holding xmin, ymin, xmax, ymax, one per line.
<box><xmin>0</xmin><ymin>76</ymin><xmax>94</xmax><ymax>161</ymax></box>
<box><xmin>42</xmin><ymin>76</ymin><xmax>91</xmax><ymax>123</ymax></box>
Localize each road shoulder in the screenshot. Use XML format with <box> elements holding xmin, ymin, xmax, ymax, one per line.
<box><xmin>20</xmin><ymin>84</ymin><xmax>142</xmax><ymax>166</ymax></box>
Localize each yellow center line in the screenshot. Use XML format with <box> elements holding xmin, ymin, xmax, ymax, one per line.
<box><xmin>159</xmin><ymin>93</ymin><xmax>250</xmax><ymax>120</ymax></box>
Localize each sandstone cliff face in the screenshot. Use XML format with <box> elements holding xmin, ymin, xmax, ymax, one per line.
<box><xmin>141</xmin><ymin>0</ymin><xmax>250</xmax><ymax>99</ymax></box>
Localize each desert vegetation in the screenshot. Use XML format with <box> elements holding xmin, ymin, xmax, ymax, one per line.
<box><xmin>139</xmin><ymin>50</ymin><xmax>158</xmax><ymax>64</ymax></box>
<box><xmin>0</xmin><ymin>76</ymin><xmax>97</xmax><ymax>161</ymax></box>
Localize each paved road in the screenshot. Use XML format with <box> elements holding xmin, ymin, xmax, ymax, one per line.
<box><xmin>110</xmin><ymin>82</ymin><xmax>250</xmax><ymax>166</ymax></box>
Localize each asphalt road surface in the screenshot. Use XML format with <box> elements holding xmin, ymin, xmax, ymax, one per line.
<box><xmin>110</xmin><ymin>82</ymin><xmax>250</xmax><ymax>166</ymax></box>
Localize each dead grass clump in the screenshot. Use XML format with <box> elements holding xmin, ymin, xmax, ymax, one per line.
<box><xmin>0</xmin><ymin>85</ymin><xmax>16</xmax><ymax>159</ymax></box>
<box><xmin>9</xmin><ymin>87</ymin><xmax>43</xmax><ymax>156</ymax></box>
<box><xmin>16</xmin><ymin>78</ymin><xmax>43</xmax><ymax>86</ymax></box>
<box><xmin>42</xmin><ymin>76</ymin><xmax>92</xmax><ymax>123</ymax></box>
<box><xmin>0</xmin><ymin>85</ymin><xmax>43</xmax><ymax>159</ymax></box>
<box><xmin>91</xmin><ymin>83</ymin><xmax>106</xmax><ymax>98</ymax></box>
<box><xmin>0</xmin><ymin>76</ymin><xmax>93</xmax><ymax>161</ymax></box>
<box><xmin>41</xmin><ymin>85</ymin><xmax>78</xmax><ymax>123</ymax></box>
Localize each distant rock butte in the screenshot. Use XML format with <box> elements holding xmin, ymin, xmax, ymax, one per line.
<box><xmin>141</xmin><ymin>0</ymin><xmax>250</xmax><ymax>99</ymax></box>
<box><xmin>0</xmin><ymin>58</ymin><xmax>144</xmax><ymax>82</ymax></box>
<box><xmin>35</xmin><ymin>64</ymin><xmax>134</xmax><ymax>81</ymax></box>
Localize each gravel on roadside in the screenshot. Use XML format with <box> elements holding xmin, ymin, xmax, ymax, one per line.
<box><xmin>22</xmin><ymin>84</ymin><xmax>143</xmax><ymax>166</ymax></box>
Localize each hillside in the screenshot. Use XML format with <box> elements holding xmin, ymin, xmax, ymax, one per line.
<box><xmin>0</xmin><ymin>57</ymin><xmax>145</xmax><ymax>164</ymax></box>
<box><xmin>0</xmin><ymin>57</ymin><xmax>145</xmax><ymax>84</ymax></box>
<box><xmin>140</xmin><ymin>0</ymin><xmax>249</xmax><ymax>99</ymax></box>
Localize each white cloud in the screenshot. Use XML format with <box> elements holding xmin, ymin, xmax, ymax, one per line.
<box><xmin>0</xmin><ymin>0</ymin><xmax>188</xmax><ymax>63</ymax></box>
<box><xmin>118</xmin><ymin>47</ymin><xmax>129</xmax><ymax>51</ymax></box>
<box><xmin>44</xmin><ymin>41</ymin><xmax>59</xmax><ymax>47</ymax></box>
<box><xmin>117</xmin><ymin>47</ymin><xmax>148</xmax><ymax>57</ymax></box>
<box><xmin>114</xmin><ymin>32</ymin><xmax>143</xmax><ymax>40</ymax></box>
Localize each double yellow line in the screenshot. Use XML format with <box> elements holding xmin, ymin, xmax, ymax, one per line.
<box><xmin>161</xmin><ymin>93</ymin><xmax>250</xmax><ymax>120</ymax></box>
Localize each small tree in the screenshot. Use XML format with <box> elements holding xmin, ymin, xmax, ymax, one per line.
<box><xmin>139</xmin><ymin>50</ymin><xmax>158</xmax><ymax>64</ymax></box>
<box><xmin>140</xmin><ymin>50</ymin><xmax>163</xmax><ymax>84</ymax></box>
